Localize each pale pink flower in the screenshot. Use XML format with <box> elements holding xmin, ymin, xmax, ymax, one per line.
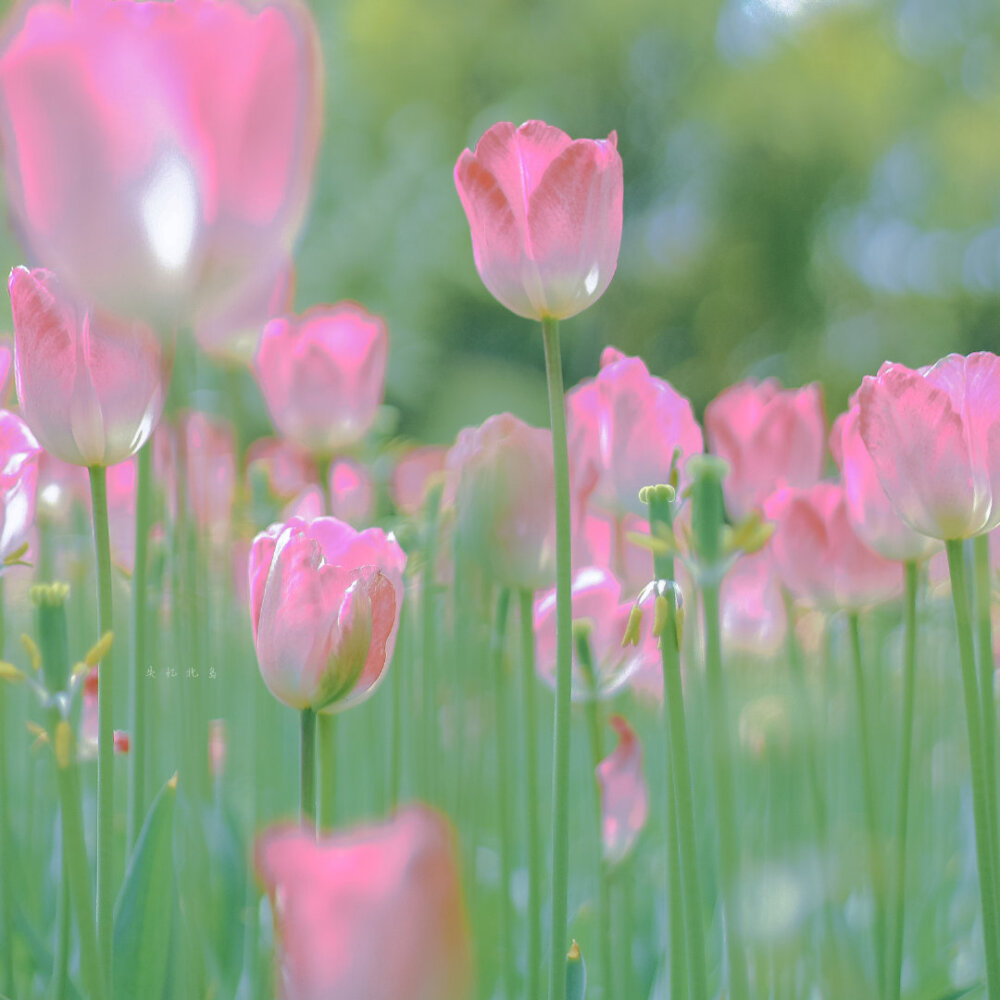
<box><xmin>596</xmin><ymin>715</ymin><xmax>648</xmax><ymax>866</ymax></box>
<box><xmin>858</xmin><ymin>353</ymin><xmax>1000</xmax><ymax>540</ymax></box>
<box><xmin>256</xmin><ymin>805</ymin><xmax>473</xmax><ymax>1000</ymax></box>
<box><xmin>574</xmin><ymin>509</ymin><xmax>654</xmax><ymax>598</ymax></box>
<box><xmin>567</xmin><ymin>347</ymin><xmax>703</xmax><ymax>518</ymax></box>
<box><xmin>764</xmin><ymin>483</ymin><xmax>901</xmax><ymax>610</ymax></box>
<box><xmin>106</xmin><ymin>456</ymin><xmax>137</xmax><ymax>572</ymax></box>
<box><xmin>249</xmin><ymin>515</ymin><xmax>405</xmax><ymax>713</ymax></box>
<box><xmin>0</xmin><ymin>0</ymin><xmax>322</xmax><ymax>328</ymax></box>
<box><xmin>454</xmin><ymin>120</ymin><xmax>623</xmax><ymax>321</ymax></box>
<box><xmin>719</xmin><ymin>549</ymin><xmax>787</xmax><ymax>657</ymax></box>
<box><xmin>705</xmin><ymin>378</ymin><xmax>826</xmax><ymax>520</ymax></box>
<box><xmin>246</xmin><ymin>437</ymin><xmax>318</xmax><ymax>503</ymax></box>
<box><xmin>830</xmin><ymin>404</ymin><xmax>939</xmax><ymax>563</ymax></box>
<box><xmin>254</xmin><ymin>303</ymin><xmax>387</xmax><ymax>456</ymax></box>
<box><xmin>391</xmin><ymin>445</ymin><xmax>447</xmax><ymax>517</ymax></box>
<box><xmin>328</xmin><ymin>458</ymin><xmax>374</xmax><ymax>527</ymax></box>
<box><xmin>0</xmin><ymin>408</ymin><xmax>39</xmax><ymax>562</ymax></box>
<box><xmin>9</xmin><ymin>267</ymin><xmax>169</xmax><ymax>467</ymax></box>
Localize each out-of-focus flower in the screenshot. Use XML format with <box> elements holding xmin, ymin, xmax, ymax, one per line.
<box><xmin>0</xmin><ymin>409</ymin><xmax>39</xmax><ymax>563</ymax></box>
<box><xmin>249</xmin><ymin>515</ymin><xmax>405</xmax><ymax>713</ymax></box>
<box><xmin>534</xmin><ymin>566</ymin><xmax>640</xmax><ymax>699</ymax></box>
<box><xmin>0</xmin><ymin>342</ymin><xmax>13</xmax><ymax>407</ymax></box>
<box><xmin>596</xmin><ymin>715</ymin><xmax>648</xmax><ymax>866</ymax></box>
<box><xmin>830</xmin><ymin>404</ymin><xmax>939</xmax><ymax>563</ymax></box>
<box><xmin>254</xmin><ymin>303</ymin><xmax>388</xmax><ymax>456</ymax></box>
<box><xmin>9</xmin><ymin>267</ymin><xmax>169</xmax><ymax>467</ymax></box>
<box><xmin>764</xmin><ymin>483</ymin><xmax>901</xmax><ymax>610</ymax></box>
<box><xmin>0</xmin><ymin>0</ymin><xmax>322</xmax><ymax>328</ymax></box>
<box><xmin>328</xmin><ymin>458</ymin><xmax>374</xmax><ymax>527</ymax></box>
<box><xmin>454</xmin><ymin>120</ymin><xmax>623</xmax><ymax>321</ymax></box>
<box><xmin>858</xmin><ymin>353</ymin><xmax>1000</xmax><ymax>541</ymax></box>
<box><xmin>391</xmin><ymin>445</ymin><xmax>447</xmax><ymax>517</ymax></box>
<box><xmin>705</xmin><ymin>378</ymin><xmax>825</xmax><ymax>520</ymax></box>
<box><xmin>246</xmin><ymin>436</ymin><xmax>318</xmax><ymax>520</ymax></box>
<box><xmin>107</xmin><ymin>455</ymin><xmax>137</xmax><ymax>572</ymax></box>
<box><xmin>720</xmin><ymin>549</ymin><xmax>787</xmax><ymax>657</ymax></box>
<box><xmin>256</xmin><ymin>805</ymin><xmax>473</xmax><ymax>1000</ymax></box>
<box><xmin>567</xmin><ymin>347</ymin><xmax>703</xmax><ymax>518</ymax></box>
<box><xmin>35</xmin><ymin>450</ymin><xmax>88</xmax><ymax>525</ymax></box>
<box><xmin>80</xmin><ymin>667</ymin><xmax>129</xmax><ymax>759</ymax></box>
<box><xmin>574</xmin><ymin>508</ymin><xmax>656</xmax><ymax>599</ymax></box>
<box><xmin>208</xmin><ymin>719</ymin><xmax>227</xmax><ymax>780</ymax></box>
<box><xmin>446</xmin><ymin>413</ymin><xmax>557</xmax><ymax>592</ymax></box>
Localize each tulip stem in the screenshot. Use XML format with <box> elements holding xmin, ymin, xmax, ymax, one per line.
<box><xmin>886</xmin><ymin>561</ymin><xmax>919</xmax><ymax>1000</ymax></box>
<box><xmin>848</xmin><ymin>612</ymin><xmax>887</xmax><ymax>997</ymax></box>
<box><xmin>128</xmin><ymin>439</ymin><xmax>152</xmax><ymax>852</ymax></box>
<box><xmin>667</xmin><ymin>751</ymin><xmax>688</xmax><ymax>1000</ymax></box>
<box><xmin>421</xmin><ymin>486</ymin><xmax>442</xmax><ymax>806</ymax></box>
<box><xmin>946</xmin><ymin>538</ymin><xmax>1000</xmax><ymax>993</ymax></box>
<box><xmin>318</xmin><ymin>714</ymin><xmax>337</xmax><ymax>832</ymax></box>
<box><xmin>973</xmin><ymin>535</ymin><xmax>999</xmax><ymax>879</ymax></box>
<box><xmin>88</xmin><ymin>464</ymin><xmax>115</xmax><ymax>995</ymax></box>
<box><xmin>0</xmin><ymin>583</ymin><xmax>14</xmax><ymax>1000</ymax></box>
<box><xmin>519</xmin><ymin>588</ymin><xmax>543</xmax><ymax>1000</ymax></box>
<box><xmin>300</xmin><ymin>708</ymin><xmax>316</xmax><ymax>829</ymax></box>
<box><xmin>50</xmin><ymin>852</ymin><xmax>70</xmax><ymax>1000</ymax></box>
<box><xmin>646</xmin><ymin>487</ymin><xmax>709</xmax><ymax>1000</ymax></box>
<box><xmin>541</xmin><ymin>315</ymin><xmax>574</xmax><ymax>1000</ymax></box>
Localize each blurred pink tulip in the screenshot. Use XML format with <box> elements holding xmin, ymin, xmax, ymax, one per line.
<box><xmin>106</xmin><ymin>456</ymin><xmax>137</xmax><ymax>572</ymax></box>
<box><xmin>35</xmin><ymin>450</ymin><xmax>89</xmax><ymax>525</ymax></box>
<box><xmin>446</xmin><ymin>413</ymin><xmax>558</xmax><ymax>591</ymax></box>
<box><xmin>247</xmin><ymin>437</ymin><xmax>318</xmax><ymax>503</ymax></box>
<box><xmin>256</xmin><ymin>805</ymin><xmax>473</xmax><ymax>1000</ymax></box>
<box><xmin>574</xmin><ymin>509</ymin><xmax>654</xmax><ymax>598</ymax></box>
<box><xmin>0</xmin><ymin>0</ymin><xmax>322</xmax><ymax>328</ymax></box>
<box><xmin>719</xmin><ymin>549</ymin><xmax>787</xmax><ymax>657</ymax></box>
<box><xmin>764</xmin><ymin>483</ymin><xmax>901</xmax><ymax>610</ymax></box>
<box><xmin>534</xmin><ymin>566</ymin><xmax>640</xmax><ymax>699</ymax></box>
<box><xmin>0</xmin><ymin>408</ymin><xmax>39</xmax><ymax>562</ymax></box>
<box><xmin>183</xmin><ymin>411</ymin><xmax>236</xmax><ymax>535</ymax></box>
<box><xmin>391</xmin><ymin>445</ymin><xmax>447</xmax><ymax>517</ymax></box>
<box><xmin>596</xmin><ymin>715</ymin><xmax>648</xmax><ymax>866</ymax></box>
<box><xmin>255</xmin><ymin>303</ymin><xmax>388</xmax><ymax>456</ymax></box>
<box><xmin>454</xmin><ymin>120</ymin><xmax>623</xmax><ymax>321</ymax></box>
<box><xmin>328</xmin><ymin>458</ymin><xmax>374</xmax><ymax>527</ymax></box>
<box><xmin>0</xmin><ymin>342</ymin><xmax>12</xmax><ymax>407</ymax></box>
<box><xmin>249</xmin><ymin>515</ymin><xmax>405</xmax><ymax>713</ymax></box>
<box><xmin>567</xmin><ymin>347</ymin><xmax>703</xmax><ymax>517</ymax></box>
<box><xmin>858</xmin><ymin>353</ymin><xmax>1000</xmax><ymax>540</ymax></box>
<box><xmin>9</xmin><ymin>267</ymin><xmax>169</xmax><ymax>467</ymax></box>
<box><xmin>705</xmin><ymin>378</ymin><xmax>826</xmax><ymax>520</ymax></box>
<box><xmin>831</xmin><ymin>404</ymin><xmax>939</xmax><ymax>563</ymax></box>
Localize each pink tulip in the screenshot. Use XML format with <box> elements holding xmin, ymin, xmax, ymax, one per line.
<box><xmin>0</xmin><ymin>0</ymin><xmax>322</xmax><ymax>328</ymax></box>
<box><xmin>705</xmin><ymin>378</ymin><xmax>826</xmax><ymax>520</ymax></box>
<box><xmin>596</xmin><ymin>715</ymin><xmax>648</xmax><ymax>866</ymax></box>
<box><xmin>0</xmin><ymin>343</ymin><xmax>12</xmax><ymax>407</ymax></box>
<box><xmin>446</xmin><ymin>413</ymin><xmax>558</xmax><ymax>591</ymax></box>
<box><xmin>574</xmin><ymin>509</ymin><xmax>654</xmax><ymax>598</ymax></box>
<box><xmin>106</xmin><ymin>456</ymin><xmax>137</xmax><ymax>572</ymax></box>
<box><xmin>830</xmin><ymin>404</ymin><xmax>939</xmax><ymax>563</ymax></box>
<box><xmin>454</xmin><ymin>120</ymin><xmax>623</xmax><ymax>321</ymax></box>
<box><xmin>254</xmin><ymin>303</ymin><xmax>388</xmax><ymax>456</ymax></box>
<box><xmin>567</xmin><ymin>347</ymin><xmax>703</xmax><ymax>517</ymax></box>
<box><xmin>858</xmin><ymin>353</ymin><xmax>1000</xmax><ymax>540</ymax></box>
<box><xmin>256</xmin><ymin>805</ymin><xmax>473</xmax><ymax>1000</ymax></box>
<box><xmin>9</xmin><ymin>267</ymin><xmax>169</xmax><ymax>467</ymax></box>
<box><xmin>719</xmin><ymin>549</ymin><xmax>787</xmax><ymax>657</ymax></box>
<box><xmin>328</xmin><ymin>458</ymin><xmax>374</xmax><ymax>527</ymax></box>
<box><xmin>246</xmin><ymin>437</ymin><xmax>318</xmax><ymax>503</ymax></box>
<box><xmin>0</xmin><ymin>409</ymin><xmax>39</xmax><ymax>562</ymax></box>
<box><xmin>764</xmin><ymin>483</ymin><xmax>901</xmax><ymax>610</ymax></box>
<box><xmin>534</xmin><ymin>566</ymin><xmax>641</xmax><ymax>699</ymax></box>
<box><xmin>391</xmin><ymin>445</ymin><xmax>447</xmax><ymax>517</ymax></box>
<box><xmin>282</xmin><ymin>485</ymin><xmax>326</xmax><ymax>523</ymax></box>
<box><xmin>249</xmin><ymin>515</ymin><xmax>405</xmax><ymax>712</ymax></box>
<box><xmin>183</xmin><ymin>411</ymin><xmax>236</xmax><ymax>535</ymax></box>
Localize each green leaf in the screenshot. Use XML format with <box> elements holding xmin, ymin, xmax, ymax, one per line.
<box><xmin>113</xmin><ymin>775</ymin><xmax>177</xmax><ymax>1000</ymax></box>
<box><xmin>566</xmin><ymin>940</ymin><xmax>587</xmax><ymax>1000</ymax></box>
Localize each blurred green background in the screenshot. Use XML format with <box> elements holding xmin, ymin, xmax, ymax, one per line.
<box><xmin>5</xmin><ymin>0</ymin><xmax>1000</xmax><ymax>443</ymax></box>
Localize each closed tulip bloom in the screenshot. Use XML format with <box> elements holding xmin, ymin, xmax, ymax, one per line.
<box><xmin>0</xmin><ymin>408</ymin><xmax>39</xmax><ymax>562</ymax></box>
<box><xmin>446</xmin><ymin>412</ymin><xmax>558</xmax><ymax>591</ymax></box>
<box><xmin>328</xmin><ymin>458</ymin><xmax>374</xmax><ymax>527</ymax></box>
<box><xmin>254</xmin><ymin>303</ymin><xmax>388</xmax><ymax>456</ymax></box>
<box><xmin>249</xmin><ymin>515</ymin><xmax>405</xmax><ymax>713</ymax></box>
<box><xmin>567</xmin><ymin>347</ymin><xmax>703</xmax><ymax>518</ymax></box>
<box><xmin>0</xmin><ymin>0</ymin><xmax>321</xmax><ymax>328</ymax></box>
<box><xmin>454</xmin><ymin>120</ymin><xmax>623</xmax><ymax>321</ymax></box>
<box><xmin>764</xmin><ymin>483</ymin><xmax>901</xmax><ymax>610</ymax></box>
<box><xmin>256</xmin><ymin>806</ymin><xmax>473</xmax><ymax>1000</ymax></box>
<box><xmin>705</xmin><ymin>378</ymin><xmax>826</xmax><ymax>520</ymax></box>
<box><xmin>391</xmin><ymin>445</ymin><xmax>447</xmax><ymax>517</ymax></box>
<box><xmin>831</xmin><ymin>405</ymin><xmax>939</xmax><ymax>562</ymax></box>
<box><xmin>719</xmin><ymin>548</ymin><xmax>787</xmax><ymax>657</ymax></box>
<box><xmin>596</xmin><ymin>715</ymin><xmax>648</xmax><ymax>866</ymax></box>
<box><xmin>858</xmin><ymin>353</ymin><xmax>1000</xmax><ymax>540</ymax></box>
<box><xmin>9</xmin><ymin>267</ymin><xmax>169</xmax><ymax>467</ymax></box>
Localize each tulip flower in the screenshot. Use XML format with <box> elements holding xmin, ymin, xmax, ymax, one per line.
<box><xmin>705</xmin><ymin>378</ymin><xmax>826</xmax><ymax>520</ymax></box>
<box><xmin>328</xmin><ymin>458</ymin><xmax>374</xmax><ymax>527</ymax></box>
<box><xmin>9</xmin><ymin>267</ymin><xmax>169</xmax><ymax>468</ymax></box>
<box><xmin>249</xmin><ymin>515</ymin><xmax>405</xmax><ymax>713</ymax></box>
<box><xmin>391</xmin><ymin>445</ymin><xmax>447</xmax><ymax>517</ymax></box>
<box><xmin>254</xmin><ymin>303</ymin><xmax>388</xmax><ymax>456</ymax></box>
<box><xmin>0</xmin><ymin>0</ymin><xmax>322</xmax><ymax>328</ymax></box>
<box><xmin>256</xmin><ymin>805</ymin><xmax>473</xmax><ymax>1000</ymax></box>
<box><xmin>596</xmin><ymin>716</ymin><xmax>648</xmax><ymax>866</ymax></box>
<box><xmin>858</xmin><ymin>353</ymin><xmax>1000</xmax><ymax>541</ymax></box>
<box><xmin>719</xmin><ymin>549</ymin><xmax>787</xmax><ymax>657</ymax></box>
<box><xmin>454</xmin><ymin>120</ymin><xmax>623</xmax><ymax>321</ymax></box>
<box><xmin>0</xmin><ymin>408</ymin><xmax>39</xmax><ymax>562</ymax></box>
<box><xmin>567</xmin><ymin>347</ymin><xmax>703</xmax><ymax>519</ymax></box>
<box><xmin>446</xmin><ymin>412</ymin><xmax>558</xmax><ymax>592</ymax></box>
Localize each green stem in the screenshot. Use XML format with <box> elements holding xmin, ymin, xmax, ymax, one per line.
<box><xmin>946</xmin><ymin>538</ymin><xmax>1000</xmax><ymax>993</ymax></box>
<box><xmin>667</xmin><ymin>749</ymin><xmax>688</xmax><ymax>1000</ymax></box>
<box><xmin>519</xmin><ymin>588</ymin><xmax>543</xmax><ymax>1000</ymax></box>
<box><xmin>0</xmin><ymin>581</ymin><xmax>13</xmax><ymax>1000</ymax></box>
<box><xmin>389</xmin><ymin>607</ymin><xmax>404</xmax><ymax>810</ymax></box>
<box><xmin>542</xmin><ymin>315</ymin><xmax>574</xmax><ymax>1000</ymax></box>
<box><xmin>318</xmin><ymin>713</ymin><xmax>336</xmax><ymax>832</ymax></box>
<box><xmin>300</xmin><ymin>708</ymin><xmax>316</xmax><ymax>829</ymax></box>
<box><xmin>128</xmin><ymin>440</ymin><xmax>152</xmax><ymax>852</ymax></box>
<box><xmin>491</xmin><ymin>588</ymin><xmax>515</xmax><ymax>1000</ymax></box>
<box><xmin>50</xmin><ymin>852</ymin><xmax>70</xmax><ymax>1000</ymax></box>
<box><xmin>974</xmin><ymin>534</ymin><xmax>999</xmax><ymax>883</ymax></box>
<box><xmin>886</xmin><ymin>562</ymin><xmax>919</xmax><ymax>1000</ymax></box>
<box><xmin>88</xmin><ymin>465</ymin><xmax>114</xmax><ymax>995</ymax></box>
<box><xmin>848</xmin><ymin>612</ymin><xmax>887</xmax><ymax>997</ymax></box>
<box><xmin>421</xmin><ymin>489</ymin><xmax>441</xmax><ymax>806</ymax></box>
